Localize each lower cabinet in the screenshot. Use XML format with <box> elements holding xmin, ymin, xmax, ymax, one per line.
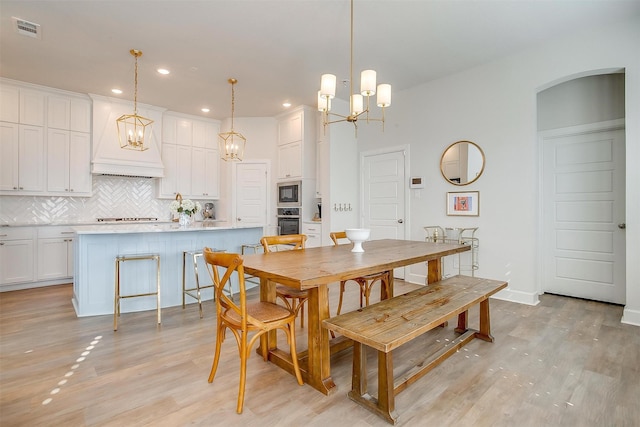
<box><xmin>0</xmin><ymin>226</ymin><xmax>75</xmax><ymax>290</ymax></box>
<box><xmin>37</xmin><ymin>227</ymin><xmax>74</xmax><ymax>280</ymax></box>
<box><xmin>302</xmin><ymin>222</ymin><xmax>323</xmax><ymax>248</ymax></box>
<box><xmin>0</xmin><ymin>228</ymin><xmax>35</xmax><ymax>286</ymax></box>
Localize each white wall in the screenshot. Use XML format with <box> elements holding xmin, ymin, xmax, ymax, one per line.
<box><xmin>357</xmin><ymin>16</ymin><xmax>640</xmax><ymax>325</ymax></box>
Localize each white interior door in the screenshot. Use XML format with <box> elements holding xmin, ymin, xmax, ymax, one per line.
<box><xmin>234</xmin><ymin>162</ymin><xmax>268</xmax><ymax>228</ymax></box>
<box><xmin>541</xmin><ymin>124</ymin><xmax>626</xmax><ymax>304</ymax></box>
<box><xmin>362</xmin><ymin>148</ymin><xmax>407</xmax><ymax>278</ymax></box>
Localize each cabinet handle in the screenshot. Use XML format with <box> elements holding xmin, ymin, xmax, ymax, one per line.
<box><xmin>19</xmin><ymin>187</ymin><xmax>24</xmax><ymax>190</ymax></box>
<box><xmin>13</xmin><ymin>187</ymin><xmax>17</xmax><ymax>190</ymax></box>
<box><xmin>0</xmin><ymin>243</ymin><xmax>4</xmax><ymax>246</ymax></box>
<box><xmin>61</xmin><ymin>231</ymin><xmax>74</xmax><ymax>234</ymax></box>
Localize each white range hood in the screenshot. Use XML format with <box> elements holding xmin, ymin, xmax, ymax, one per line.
<box><xmin>89</xmin><ymin>94</ymin><xmax>165</xmax><ymax>178</ymax></box>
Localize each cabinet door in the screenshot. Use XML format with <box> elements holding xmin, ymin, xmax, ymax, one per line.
<box><xmin>0</xmin><ymin>122</ymin><xmax>19</xmax><ymax>191</ymax></box>
<box><xmin>0</xmin><ymin>86</ymin><xmax>19</xmax><ymax>123</ymax></box>
<box><xmin>176</xmin><ymin>119</ymin><xmax>193</xmax><ymax>146</ymax></box>
<box><xmin>47</xmin><ymin>128</ymin><xmax>70</xmax><ymax>192</ymax></box>
<box><xmin>277</xmin><ymin>141</ymin><xmax>302</xmax><ymax>179</ymax></box>
<box><xmin>278</xmin><ymin>112</ymin><xmax>302</xmax><ymax>145</ymax></box>
<box><xmin>47</xmin><ymin>95</ymin><xmax>71</xmax><ymax>130</ymax></box>
<box><xmin>193</xmin><ymin>121</ymin><xmax>217</xmax><ymax>149</ymax></box>
<box><xmin>176</xmin><ymin>145</ymin><xmax>192</xmax><ymax>195</ymax></box>
<box><xmin>191</xmin><ymin>147</ymin><xmax>220</xmax><ymax>198</ymax></box>
<box><xmin>68</xmin><ymin>132</ymin><xmax>91</xmax><ymax>194</ymax></box>
<box><xmin>158</xmin><ymin>143</ymin><xmax>178</xmax><ymax>198</ymax></box>
<box><xmin>19</xmin><ymin>89</ymin><xmax>45</xmax><ymax>126</ymax></box>
<box><xmin>69</xmin><ymin>99</ymin><xmax>91</xmax><ymax>133</ymax></box>
<box><xmin>18</xmin><ymin>125</ymin><xmax>45</xmax><ymax>192</ymax></box>
<box><xmin>38</xmin><ymin>237</ymin><xmax>70</xmax><ymax>280</ymax></box>
<box><xmin>0</xmin><ymin>239</ymin><xmax>34</xmax><ymax>285</ymax></box>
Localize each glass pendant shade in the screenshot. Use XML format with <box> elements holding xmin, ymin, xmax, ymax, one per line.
<box><xmin>377</xmin><ymin>84</ymin><xmax>392</xmax><ymax>107</ymax></box>
<box><xmin>320</xmin><ymin>74</ymin><xmax>337</xmax><ymax>98</ymax></box>
<box><xmin>318</xmin><ymin>90</ymin><xmax>331</xmax><ymax>112</ymax></box>
<box><xmin>351</xmin><ymin>94</ymin><xmax>363</xmax><ymax>115</ymax></box>
<box><xmin>360</xmin><ymin>70</ymin><xmax>376</xmax><ymax>96</ymax></box>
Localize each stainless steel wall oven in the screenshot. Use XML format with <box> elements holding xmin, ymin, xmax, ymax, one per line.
<box><xmin>277</xmin><ymin>207</ymin><xmax>301</xmax><ymax>235</ymax></box>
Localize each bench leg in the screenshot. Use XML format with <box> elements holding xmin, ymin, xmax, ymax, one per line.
<box><xmin>455</xmin><ymin>310</ymin><xmax>468</xmax><ymax>334</ymax></box>
<box><xmin>351</xmin><ymin>341</ymin><xmax>367</xmax><ymax>396</ymax></box>
<box><xmin>377</xmin><ymin>350</ymin><xmax>397</xmax><ymax>423</ymax></box>
<box><xmin>474</xmin><ymin>299</ymin><xmax>494</xmax><ymax>342</ymax></box>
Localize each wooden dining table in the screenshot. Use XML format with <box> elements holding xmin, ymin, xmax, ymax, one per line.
<box><xmin>241</xmin><ymin>238</ymin><xmax>470</xmax><ymax>395</ymax></box>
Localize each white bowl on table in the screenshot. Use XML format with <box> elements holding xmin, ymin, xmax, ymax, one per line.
<box><xmin>345</xmin><ymin>228</ymin><xmax>371</xmax><ymax>253</ymax></box>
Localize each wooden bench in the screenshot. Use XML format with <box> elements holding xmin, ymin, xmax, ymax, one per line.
<box><xmin>322</xmin><ymin>275</ymin><xmax>507</xmax><ymax>424</ymax></box>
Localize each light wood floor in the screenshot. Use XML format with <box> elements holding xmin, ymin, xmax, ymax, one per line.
<box><xmin>1</xmin><ymin>281</ymin><xmax>639</xmax><ymax>426</ymax></box>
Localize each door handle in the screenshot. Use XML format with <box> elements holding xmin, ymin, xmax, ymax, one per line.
<box><xmin>398</xmin><ymin>219</ymin><xmax>404</xmax><ymax>224</ymax></box>
<box><xmin>618</xmin><ymin>223</ymin><xmax>626</xmax><ymax>229</ymax></box>
<box><xmin>237</xmin><ymin>218</ymin><xmax>241</xmax><ymax>221</ymax></box>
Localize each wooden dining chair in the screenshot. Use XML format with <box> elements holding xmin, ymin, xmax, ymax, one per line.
<box><xmin>259</xmin><ymin>234</ymin><xmax>308</xmax><ymax>327</ymax></box>
<box><xmin>202</xmin><ymin>248</ymin><xmax>303</xmax><ymax>414</ymax></box>
<box><xmin>330</xmin><ymin>231</ymin><xmax>391</xmax><ymax>315</ymax></box>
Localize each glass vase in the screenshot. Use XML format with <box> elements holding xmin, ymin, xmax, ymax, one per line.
<box><xmin>179</xmin><ymin>212</ymin><xmax>192</xmax><ymax>227</ymax></box>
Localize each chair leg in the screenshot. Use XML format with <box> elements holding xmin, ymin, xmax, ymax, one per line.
<box><xmin>237</xmin><ymin>335</ymin><xmax>248</xmax><ymax>414</ymax></box>
<box><xmin>208</xmin><ymin>324</ymin><xmax>225</xmax><ymax>383</ymax></box>
<box><xmin>336</xmin><ymin>281</ymin><xmax>347</xmax><ymax>316</ymax></box>
<box><xmin>288</xmin><ymin>322</ymin><xmax>304</xmax><ymax>386</ymax></box>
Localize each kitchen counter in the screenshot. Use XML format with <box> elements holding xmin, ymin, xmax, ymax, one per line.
<box><xmin>72</xmin><ymin>224</ymin><xmax>263</xmax><ymax>317</ymax></box>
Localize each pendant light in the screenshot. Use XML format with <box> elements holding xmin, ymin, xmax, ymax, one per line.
<box><xmin>218</xmin><ymin>78</ymin><xmax>246</xmax><ymax>161</ymax></box>
<box><xmin>317</xmin><ymin>0</ymin><xmax>391</xmax><ymax>136</ymax></box>
<box><xmin>116</xmin><ymin>49</ymin><xmax>154</xmax><ymax>151</ymax></box>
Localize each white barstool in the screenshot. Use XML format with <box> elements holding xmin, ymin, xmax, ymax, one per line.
<box><xmin>182</xmin><ymin>248</ymin><xmax>227</xmax><ymax>318</ymax></box>
<box><xmin>114</xmin><ymin>253</ymin><xmax>161</xmax><ymax>331</ymax></box>
<box><xmin>241</xmin><ymin>243</ymin><xmax>263</xmax><ymax>285</ymax></box>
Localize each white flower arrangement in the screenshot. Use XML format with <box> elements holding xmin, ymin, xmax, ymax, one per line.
<box><xmin>169</xmin><ymin>199</ymin><xmax>201</xmax><ymax>217</ymax></box>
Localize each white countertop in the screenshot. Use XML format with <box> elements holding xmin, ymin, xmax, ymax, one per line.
<box><xmin>72</xmin><ymin>222</ymin><xmax>257</xmax><ymax>235</ymax></box>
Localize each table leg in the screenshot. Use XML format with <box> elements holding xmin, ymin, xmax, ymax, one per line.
<box><xmin>306</xmin><ymin>285</ymin><xmax>336</xmax><ymax>395</ymax></box>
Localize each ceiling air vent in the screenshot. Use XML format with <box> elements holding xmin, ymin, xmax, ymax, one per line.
<box><xmin>13</xmin><ymin>17</ymin><xmax>41</xmax><ymax>39</ymax></box>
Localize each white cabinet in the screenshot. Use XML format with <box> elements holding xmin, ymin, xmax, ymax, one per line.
<box><xmin>0</xmin><ymin>122</ymin><xmax>45</xmax><ymax>193</ymax></box>
<box><xmin>276</xmin><ymin>106</ymin><xmax>316</xmax><ymax>181</ymax></box>
<box><xmin>159</xmin><ymin>112</ymin><xmax>220</xmax><ymax>199</ymax></box>
<box><xmin>277</xmin><ymin>141</ymin><xmax>302</xmax><ymax>180</ymax></box>
<box><xmin>0</xmin><ymin>228</ymin><xmax>35</xmax><ymax>286</ymax></box>
<box><xmin>191</xmin><ymin>147</ymin><xmax>219</xmax><ymax>198</ymax></box>
<box><xmin>19</xmin><ymin>89</ymin><xmax>45</xmax><ymax>126</ymax></box>
<box><xmin>48</xmin><ymin>95</ymin><xmax>91</xmax><ymax>132</ymax></box>
<box><xmin>302</xmin><ymin>222</ymin><xmax>323</xmax><ymax>248</ymax></box>
<box><xmin>47</xmin><ymin>129</ymin><xmax>91</xmax><ymax>195</ymax></box>
<box><xmin>38</xmin><ymin>227</ymin><xmax>75</xmax><ymax>280</ymax></box>
<box><xmin>278</xmin><ymin>111</ymin><xmax>302</xmax><ymax>145</ymax></box>
<box><xmin>0</xmin><ymin>85</ymin><xmax>19</xmax><ymax>123</ymax></box>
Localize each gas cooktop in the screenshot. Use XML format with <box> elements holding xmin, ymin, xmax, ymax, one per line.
<box><xmin>96</xmin><ymin>217</ymin><xmax>158</xmax><ymax>222</ymax></box>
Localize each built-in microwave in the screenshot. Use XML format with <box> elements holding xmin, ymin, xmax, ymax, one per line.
<box><xmin>277</xmin><ymin>181</ymin><xmax>301</xmax><ymax>207</ymax></box>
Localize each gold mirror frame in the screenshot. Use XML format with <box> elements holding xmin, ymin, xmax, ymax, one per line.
<box><xmin>440</xmin><ymin>140</ymin><xmax>485</xmax><ymax>186</ymax></box>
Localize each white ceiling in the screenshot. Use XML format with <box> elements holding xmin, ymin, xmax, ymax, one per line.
<box><xmin>1</xmin><ymin>0</ymin><xmax>639</xmax><ymax>120</ymax></box>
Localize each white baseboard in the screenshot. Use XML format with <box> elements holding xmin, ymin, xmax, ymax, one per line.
<box><xmin>622</xmin><ymin>308</ymin><xmax>640</xmax><ymax>327</ymax></box>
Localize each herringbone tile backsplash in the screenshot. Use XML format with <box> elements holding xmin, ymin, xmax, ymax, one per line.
<box><xmin>0</xmin><ymin>176</ymin><xmax>177</xmax><ymax>224</ymax></box>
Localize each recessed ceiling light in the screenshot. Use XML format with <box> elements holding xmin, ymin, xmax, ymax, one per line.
<box><xmin>111</xmin><ymin>88</ymin><xmax>123</xmax><ymax>94</ymax></box>
<box><xmin>282</xmin><ymin>102</ymin><xmax>291</xmax><ymax>108</ymax></box>
<box><xmin>157</xmin><ymin>68</ymin><xmax>170</xmax><ymax>75</ymax></box>
<box><xmin>201</xmin><ymin>108</ymin><xmax>210</xmax><ymax>113</ymax></box>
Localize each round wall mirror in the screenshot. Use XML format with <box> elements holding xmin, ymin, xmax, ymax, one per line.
<box><xmin>440</xmin><ymin>140</ymin><xmax>485</xmax><ymax>186</ymax></box>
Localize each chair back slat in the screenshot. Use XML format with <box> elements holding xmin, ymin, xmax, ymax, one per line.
<box><xmin>203</xmin><ymin>249</ymin><xmax>246</xmax><ymax>327</ymax></box>
<box><xmin>329</xmin><ymin>231</ymin><xmax>348</xmax><ymax>246</ymax></box>
<box><xmin>260</xmin><ymin>234</ymin><xmax>307</xmax><ymax>253</ymax></box>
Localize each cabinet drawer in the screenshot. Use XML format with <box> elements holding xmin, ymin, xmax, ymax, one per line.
<box><xmin>37</xmin><ymin>226</ymin><xmax>75</xmax><ymax>239</ymax></box>
<box><xmin>302</xmin><ymin>223</ymin><xmax>322</xmax><ymax>234</ymax></box>
<box><xmin>0</xmin><ymin>227</ymin><xmax>35</xmax><ymax>240</ymax></box>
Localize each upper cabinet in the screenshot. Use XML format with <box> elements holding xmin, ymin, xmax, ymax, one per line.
<box><xmin>0</xmin><ymin>79</ymin><xmax>92</xmax><ymax>197</ymax></box>
<box><xmin>276</xmin><ymin>106</ymin><xmax>316</xmax><ymax>181</ymax></box>
<box><xmin>158</xmin><ymin>112</ymin><xmax>220</xmax><ymax>200</ymax></box>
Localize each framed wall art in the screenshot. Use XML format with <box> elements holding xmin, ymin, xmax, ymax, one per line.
<box><xmin>446</xmin><ymin>191</ymin><xmax>479</xmax><ymax>216</ymax></box>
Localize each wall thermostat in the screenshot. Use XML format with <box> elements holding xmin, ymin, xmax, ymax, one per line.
<box><xmin>410</xmin><ymin>176</ymin><xmax>424</xmax><ymax>189</ymax></box>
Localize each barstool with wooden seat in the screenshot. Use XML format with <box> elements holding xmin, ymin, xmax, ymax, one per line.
<box><xmin>182</xmin><ymin>248</ymin><xmax>227</xmax><ymax>318</ymax></box>
<box><xmin>114</xmin><ymin>253</ymin><xmax>161</xmax><ymax>331</ymax></box>
<box><xmin>330</xmin><ymin>231</ymin><xmax>391</xmax><ymax>315</ymax></box>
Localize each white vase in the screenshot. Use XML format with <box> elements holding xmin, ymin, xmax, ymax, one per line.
<box><xmin>179</xmin><ymin>212</ymin><xmax>192</xmax><ymax>227</ymax></box>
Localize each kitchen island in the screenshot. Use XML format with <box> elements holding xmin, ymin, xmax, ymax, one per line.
<box><xmin>71</xmin><ymin>222</ymin><xmax>263</xmax><ymax>317</ymax></box>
